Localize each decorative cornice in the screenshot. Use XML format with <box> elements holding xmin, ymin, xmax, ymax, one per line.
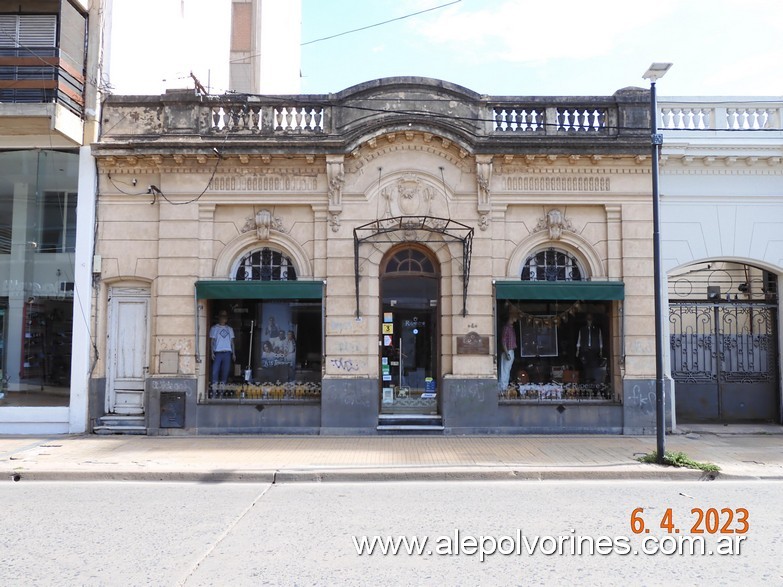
<box><xmin>661</xmin><ymin>154</ymin><xmax>783</xmax><ymax>173</ymax></box>
<box><xmin>346</xmin><ymin>137</ymin><xmax>473</xmax><ymax>174</ymax></box>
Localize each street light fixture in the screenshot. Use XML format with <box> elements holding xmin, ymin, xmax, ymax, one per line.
<box><xmin>643</xmin><ymin>62</ymin><xmax>672</xmax><ymax>464</ymax></box>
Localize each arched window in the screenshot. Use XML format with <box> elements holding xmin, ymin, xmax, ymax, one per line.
<box><xmin>521</xmin><ymin>248</ymin><xmax>583</xmax><ymax>281</ymax></box>
<box><xmin>383</xmin><ymin>247</ymin><xmax>436</xmax><ymax>275</ymax></box>
<box><xmin>235</xmin><ymin>247</ymin><xmax>297</xmax><ymax>281</ymax></box>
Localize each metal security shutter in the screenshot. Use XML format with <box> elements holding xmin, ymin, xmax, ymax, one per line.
<box><xmin>18</xmin><ymin>15</ymin><xmax>57</xmax><ymax>47</ymax></box>
<box><xmin>0</xmin><ymin>14</ymin><xmax>56</xmax><ymax>48</ymax></box>
<box><xmin>0</xmin><ymin>15</ymin><xmax>16</xmax><ymax>47</ymax></box>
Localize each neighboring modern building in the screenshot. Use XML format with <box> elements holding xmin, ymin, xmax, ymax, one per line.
<box><xmin>0</xmin><ymin>0</ymin><xmax>105</xmax><ymax>433</ymax></box>
<box><xmin>659</xmin><ymin>98</ymin><xmax>782</xmax><ymax>425</ymax></box>
<box><xmin>229</xmin><ymin>0</ymin><xmax>301</xmax><ymax>95</ymax></box>
<box><xmin>91</xmin><ymin>78</ymin><xmax>669</xmax><ymax>435</ymax></box>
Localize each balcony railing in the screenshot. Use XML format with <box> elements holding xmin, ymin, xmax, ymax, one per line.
<box><xmin>658</xmin><ymin>100</ymin><xmax>783</xmax><ymax>131</ymax></box>
<box><xmin>0</xmin><ymin>47</ymin><xmax>85</xmax><ymax>116</ymax></box>
<box><xmin>101</xmin><ymin>82</ymin><xmax>648</xmax><ymax>149</ymax></box>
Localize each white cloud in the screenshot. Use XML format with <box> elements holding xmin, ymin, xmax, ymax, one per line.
<box><xmin>411</xmin><ymin>0</ymin><xmax>679</xmax><ymax>64</ymax></box>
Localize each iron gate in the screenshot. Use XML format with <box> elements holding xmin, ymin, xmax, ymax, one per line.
<box><xmin>669</xmin><ymin>302</ymin><xmax>779</xmax><ymax>422</ymax></box>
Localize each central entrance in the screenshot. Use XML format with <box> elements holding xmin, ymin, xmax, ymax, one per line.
<box><xmin>380</xmin><ymin>246</ymin><xmax>439</xmax><ymax>415</ymax></box>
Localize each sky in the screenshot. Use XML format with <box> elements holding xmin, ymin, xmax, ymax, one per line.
<box><xmin>108</xmin><ymin>0</ymin><xmax>783</xmax><ymax>97</ymax></box>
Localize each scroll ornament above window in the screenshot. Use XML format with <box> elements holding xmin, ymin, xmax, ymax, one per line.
<box><xmin>242</xmin><ymin>209</ymin><xmax>286</xmax><ymax>241</ymax></box>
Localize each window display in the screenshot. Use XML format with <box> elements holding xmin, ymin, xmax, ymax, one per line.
<box><xmin>498</xmin><ymin>300</ymin><xmax>613</xmax><ymax>402</ymax></box>
<box><xmin>205</xmin><ymin>299</ymin><xmax>321</xmax><ymax>401</ymax></box>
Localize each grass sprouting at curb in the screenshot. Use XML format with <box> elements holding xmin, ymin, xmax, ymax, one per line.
<box><xmin>637</xmin><ymin>451</ymin><xmax>721</xmax><ymax>472</ymax></box>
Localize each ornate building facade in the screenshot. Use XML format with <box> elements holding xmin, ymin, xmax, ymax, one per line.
<box><xmin>91</xmin><ymin>77</ymin><xmax>663</xmax><ymax>434</ymax></box>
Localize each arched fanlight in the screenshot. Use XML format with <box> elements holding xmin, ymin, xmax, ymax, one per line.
<box><xmin>235</xmin><ymin>247</ymin><xmax>297</xmax><ymax>281</ymax></box>
<box><xmin>521</xmin><ymin>248</ymin><xmax>584</xmax><ymax>282</ymax></box>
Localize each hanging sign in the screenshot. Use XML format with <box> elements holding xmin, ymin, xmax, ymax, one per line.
<box><xmin>382</xmin><ymin>323</ymin><xmax>394</xmax><ymax>334</ymax></box>
<box><xmin>383</xmin><ymin>312</ymin><xmax>393</xmax><ymax>323</ymax></box>
<box><xmin>383</xmin><ymin>335</ymin><xmax>393</xmax><ymax>346</ymax></box>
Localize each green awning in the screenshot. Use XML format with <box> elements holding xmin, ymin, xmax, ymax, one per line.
<box><xmin>495</xmin><ymin>280</ymin><xmax>624</xmax><ymax>301</ymax></box>
<box><xmin>195</xmin><ymin>280</ymin><xmax>324</xmax><ymax>300</ymax></box>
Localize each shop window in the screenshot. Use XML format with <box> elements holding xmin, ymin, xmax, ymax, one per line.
<box><xmin>498</xmin><ymin>300</ymin><xmax>614</xmax><ymax>402</ymax></box>
<box><xmin>203</xmin><ymin>249</ymin><xmax>320</xmax><ymax>402</ymax></box>
<box><xmin>205</xmin><ymin>299</ymin><xmax>322</xmax><ymax>402</ymax></box>
<box><xmin>499</xmin><ymin>247</ymin><xmax>616</xmax><ymax>402</ymax></box>
<box><xmin>522</xmin><ymin>248</ymin><xmax>583</xmax><ymax>282</ymax></box>
<box><xmin>235</xmin><ymin>247</ymin><xmax>297</xmax><ymax>281</ymax></box>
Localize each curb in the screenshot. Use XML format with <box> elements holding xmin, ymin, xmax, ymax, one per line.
<box><xmin>5</xmin><ymin>465</ymin><xmax>744</xmax><ymax>483</ymax></box>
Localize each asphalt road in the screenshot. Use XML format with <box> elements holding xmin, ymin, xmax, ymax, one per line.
<box><xmin>1</xmin><ymin>480</ymin><xmax>781</xmax><ymax>586</ymax></box>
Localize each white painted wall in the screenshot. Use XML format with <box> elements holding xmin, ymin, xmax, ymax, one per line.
<box><xmin>69</xmin><ymin>146</ymin><xmax>98</xmax><ymax>433</ymax></box>
<box><xmin>660</xmin><ymin>104</ymin><xmax>783</xmax><ymax>426</ymax></box>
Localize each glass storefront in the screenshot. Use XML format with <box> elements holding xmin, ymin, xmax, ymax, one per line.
<box><xmin>497</xmin><ymin>299</ymin><xmax>614</xmax><ymax>401</ymax></box>
<box><xmin>495</xmin><ymin>246</ymin><xmax>624</xmax><ymax>403</ymax></box>
<box><xmin>203</xmin><ymin>298</ymin><xmax>322</xmax><ymax>400</ymax></box>
<box><xmin>195</xmin><ymin>275</ymin><xmax>324</xmax><ymax>402</ymax></box>
<box><xmin>0</xmin><ymin>150</ymin><xmax>78</xmax><ymax>406</ymax></box>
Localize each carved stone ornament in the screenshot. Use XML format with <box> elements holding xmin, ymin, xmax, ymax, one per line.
<box><xmin>326</xmin><ymin>155</ymin><xmax>345</xmax><ymax>232</ymax></box>
<box><xmin>241</xmin><ymin>209</ymin><xmax>285</xmax><ymax>240</ymax></box>
<box><xmin>326</xmin><ymin>157</ymin><xmax>345</xmax><ymax>210</ymax></box>
<box><xmin>476</xmin><ymin>157</ymin><xmax>492</xmax><ymax>207</ymax></box>
<box><xmin>328</xmin><ymin>211</ymin><xmax>341</xmax><ymax>232</ymax></box>
<box><xmin>382</xmin><ymin>174</ymin><xmax>435</xmax><ymax>217</ymax></box>
<box><xmin>533</xmin><ymin>208</ymin><xmax>576</xmax><ymax>240</ymax></box>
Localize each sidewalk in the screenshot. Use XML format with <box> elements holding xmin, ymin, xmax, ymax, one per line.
<box><xmin>3</xmin><ymin>427</ymin><xmax>782</xmax><ymax>482</ymax></box>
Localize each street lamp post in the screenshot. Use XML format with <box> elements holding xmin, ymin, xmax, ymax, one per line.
<box><xmin>643</xmin><ymin>62</ymin><xmax>672</xmax><ymax>465</ymax></box>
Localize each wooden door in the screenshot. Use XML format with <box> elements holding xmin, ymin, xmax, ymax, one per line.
<box><xmin>106</xmin><ymin>288</ymin><xmax>149</xmax><ymax>415</ymax></box>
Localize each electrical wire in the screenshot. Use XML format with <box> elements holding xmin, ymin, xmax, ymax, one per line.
<box><xmin>300</xmin><ymin>0</ymin><xmax>461</xmax><ymax>47</ymax></box>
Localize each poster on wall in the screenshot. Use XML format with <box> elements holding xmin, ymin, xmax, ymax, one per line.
<box><xmin>258</xmin><ymin>303</ymin><xmax>297</xmax><ymax>380</ymax></box>
<box><xmin>519</xmin><ymin>318</ymin><xmax>558</xmax><ymax>357</ymax></box>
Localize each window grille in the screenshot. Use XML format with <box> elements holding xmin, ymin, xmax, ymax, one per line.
<box><xmin>235</xmin><ymin>248</ymin><xmax>297</xmax><ymax>281</ymax></box>
<box><xmin>521</xmin><ymin>248</ymin><xmax>583</xmax><ymax>281</ymax></box>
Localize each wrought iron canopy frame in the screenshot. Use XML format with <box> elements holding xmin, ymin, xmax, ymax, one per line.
<box><xmin>353</xmin><ymin>216</ymin><xmax>474</xmax><ymax>317</ymax></box>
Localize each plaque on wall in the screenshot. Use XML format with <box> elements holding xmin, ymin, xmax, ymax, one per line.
<box><xmin>456</xmin><ymin>331</ymin><xmax>490</xmax><ymax>355</ymax></box>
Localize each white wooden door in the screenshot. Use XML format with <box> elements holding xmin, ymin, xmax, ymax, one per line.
<box><xmin>107</xmin><ymin>288</ymin><xmax>149</xmax><ymax>415</ymax></box>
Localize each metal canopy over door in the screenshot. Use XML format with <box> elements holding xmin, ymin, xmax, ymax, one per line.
<box><xmin>670</xmin><ymin>301</ymin><xmax>779</xmax><ymax>423</ymax></box>
<box><xmin>106</xmin><ymin>287</ymin><xmax>150</xmax><ymax>415</ymax></box>
<box><xmin>380</xmin><ymin>247</ymin><xmax>439</xmax><ymax>415</ymax></box>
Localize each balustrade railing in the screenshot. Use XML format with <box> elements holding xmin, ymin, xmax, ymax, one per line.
<box><xmin>492</xmin><ymin>105</ymin><xmax>608</xmax><ymax>133</ymax></box>
<box><xmin>493</xmin><ymin>107</ymin><xmax>545</xmax><ymax>132</ymax></box>
<box><xmin>659</xmin><ymin>100</ymin><xmax>782</xmax><ymax>131</ymax></box>
<box><xmin>110</xmin><ymin>89</ymin><xmax>643</xmax><ymax>140</ymax></box>
<box><xmin>207</xmin><ymin>101</ymin><xmax>326</xmax><ymax>133</ymax></box>
<box><xmin>273</xmin><ymin>105</ymin><xmax>324</xmax><ymax>132</ymax></box>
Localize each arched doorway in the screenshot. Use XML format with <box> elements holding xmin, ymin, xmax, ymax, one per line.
<box><xmin>668</xmin><ymin>260</ymin><xmax>780</xmax><ymax>423</ymax></box>
<box><xmin>379</xmin><ymin>246</ymin><xmax>440</xmax><ymax>415</ymax></box>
